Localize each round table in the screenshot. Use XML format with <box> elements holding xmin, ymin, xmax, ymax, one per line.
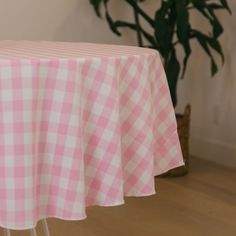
<box><xmin>0</xmin><ymin>41</ymin><xmax>184</xmax><ymax>231</ymax></box>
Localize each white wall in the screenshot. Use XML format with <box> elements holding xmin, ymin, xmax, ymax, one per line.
<box><xmin>176</xmin><ymin>1</ymin><xmax>236</xmax><ymax>168</ymax></box>
<box><xmin>0</xmin><ymin>0</ymin><xmax>137</xmax><ymax>44</ymax></box>
<box><xmin>0</xmin><ymin>0</ymin><xmax>235</xmax><ymax>168</ymax></box>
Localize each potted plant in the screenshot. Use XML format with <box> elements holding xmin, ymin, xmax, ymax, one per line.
<box><xmin>89</xmin><ymin>0</ymin><xmax>231</xmax><ymax>176</ymax></box>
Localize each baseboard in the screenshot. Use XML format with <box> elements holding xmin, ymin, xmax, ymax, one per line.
<box><xmin>190</xmin><ymin>136</ymin><xmax>236</xmax><ymax>169</ymax></box>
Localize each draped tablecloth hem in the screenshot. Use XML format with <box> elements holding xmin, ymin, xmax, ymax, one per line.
<box><xmin>0</xmin><ymin>215</ymin><xmax>85</xmax><ymax>231</ymax></box>
<box><xmin>153</xmin><ymin>129</ymin><xmax>185</xmax><ymax>176</ymax></box>
<box><xmin>153</xmin><ymin>159</ymin><xmax>185</xmax><ymax>176</ymax></box>
<box><xmin>0</xmin><ymin>196</ymin><xmax>160</xmax><ymax>230</ymax></box>
<box><xmin>0</xmin><ymin>191</ymin><xmax>160</xmax><ymax>230</ymax></box>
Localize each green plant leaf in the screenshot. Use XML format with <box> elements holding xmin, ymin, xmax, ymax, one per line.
<box><xmin>175</xmin><ymin>0</ymin><xmax>191</xmax><ymax>78</ymax></box>
<box><xmin>125</xmin><ymin>0</ymin><xmax>155</xmax><ymax>27</ymax></box>
<box><xmin>90</xmin><ymin>0</ymin><xmax>104</xmax><ymax>17</ymax></box>
<box><xmin>208</xmin><ymin>37</ymin><xmax>224</xmax><ymax>64</ymax></box>
<box><xmin>102</xmin><ymin>20</ymin><xmax>158</xmax><ymax>48</ymax></box>
<box><xmin>208</xmin><ymin>8</ymin><xmax>223</xmax><ymax>38</ymax></box>
<box><xmin>208</xmin><ymin>3</ymin><xmax>226</xmax><ymax>10</ymax></box>
<box><xmin>190</xmin><ymin>0</ymin><xmax>224</xmax><ymax>38</ymax></box>
<box><xmin>192</xmin><ymin>30</ymin><xmax>218</xmax><ymax>76</ymax></box>
<box><xmin>103</xmin><ymin>1</ymin><xmax>121</xmax><ymax>36</ymax></box>
<box><xmin>154</xmin><ymin>1</ymin><xmax>175</xmax><ymax>58</ymax></box>
<box><xmin>220</xmin><ymin>0</ymin><xmax>232</xmax><ymax>13</ymax></box>
<box><xmin>112</xmin><ymin>21</ymin><xmax>137</xmax><ymax>33</ymax></box>
<box><xmin>191</xmin><ymin>27</ymin><xmax>224</xmax><ymax>64</ymax></box>
<box><xmin>164</xmin><ymin>48</ymin><xmax>180</xmax><ymax>107</ymax></box>
<box><xmin>176</xmin><ymin>0</ymin><xmax>189</xmax><ymax>45</ymax></box>
<box><xmin>140</xmin><ymin>29</ymin><xmax>158</xmax><ymax>48</ymax></box>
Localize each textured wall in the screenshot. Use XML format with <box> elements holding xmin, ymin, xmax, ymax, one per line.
<box><xmin>0</xmin><ymin>0</ymin><xmax>135</xmax><ymax>44</ymax></box>
<box><xmin>175</xmin><ymin>1</ymin><xmax>236</xmax><ymax>168</ymax></box>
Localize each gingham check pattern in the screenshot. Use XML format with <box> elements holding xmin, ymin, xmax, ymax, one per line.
<box><xmin>0</xmin><ymin>41</ymin><xmax>184</xmax><ymax>229</ymax></box>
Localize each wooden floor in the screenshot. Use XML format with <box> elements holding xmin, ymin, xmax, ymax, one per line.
<box><xmin>4</xmin><ymin>157</ymin><xmax>236</xmax><ymax>236</ymax></box>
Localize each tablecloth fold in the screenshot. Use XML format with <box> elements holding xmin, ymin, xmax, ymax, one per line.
<box><xmin>0</xmin><ymin>41</ymin><xmax>184</xmax><ymax>229</ymax></box>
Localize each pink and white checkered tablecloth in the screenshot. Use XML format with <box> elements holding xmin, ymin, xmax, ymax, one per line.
<box><xmin>0</xmin><ymin>41</ymin><xmax>184</xmax><ymax>230</ymax></box>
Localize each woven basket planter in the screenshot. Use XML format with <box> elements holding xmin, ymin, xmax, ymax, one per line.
<box><xmin>162</xmin><ymin>105</ymin><xmax>191</xmax><ymax>177</ymax></box>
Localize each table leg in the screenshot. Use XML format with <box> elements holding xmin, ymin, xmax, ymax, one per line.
<box><xmin>29</xmin><ymin>228</ymin><xmax>37</xmax><ymax>236</ymax></box>
<box><xmin>42</xmin><ymin>219</ymin><xmax>50</xmax><ymax>236</ymax></box>
<box><xmin>2</xmin><ymin>219</ymin><xmax>50</xmax><ymax>236</ymax></box>
<box><xmin>3</xmin><ymin>229</ymin><xmax>11</xmax><ymax>236</ymax></box>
